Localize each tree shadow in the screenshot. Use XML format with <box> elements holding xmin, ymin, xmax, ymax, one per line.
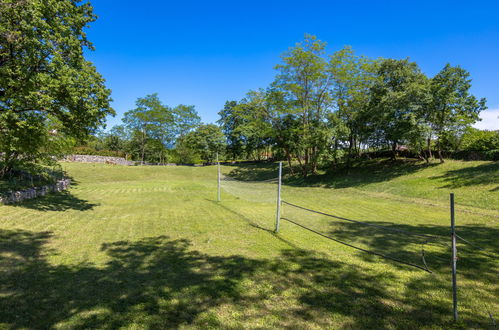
<box><xmin>0</xmin><ymin>230</ymin><xmax>264</xmax><ymax>329</ymax></box>
<box><xmin>224</xmin><ymin>159</ymin><xmax>439</xmax><ymax>189</ymax></box>
<box><xmin>11</xmin><ymin>190</ymin><xmax>98</xmax><ymax>212</ymax></box>
<box><xmin>207</xmin><ymin>199</ymin><xmax>303</xmax><ymax>250</ymax></box>
<box><xmin>225</xmin><ymin>162</ymin><xmax>282</xmax><ymax>181</ymax></box>
<box><xmin>288</xmin><ymin>159</ymin><xmax>439</xmax><ymax>189</ymax></box>
<box><xmin>429</xmin><ymin>162</ymin><xmax>499</xmax><ymax>189</ymax></box>
<box><xmin>319</xmin><ymin>218</ymin><xmax>499</xmax><ymax>283</ymax></box>
<box><xmin>0</xmin><ymin>228</ymin><xmax>495</xmax><ymax>328</ymax></box>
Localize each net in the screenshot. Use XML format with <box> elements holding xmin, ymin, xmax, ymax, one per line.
<box><xmin>281</xmin><ymin>200</ymin><xmax>450</xmax><ymax>272</ymax></box>
<box><xmin>220</xmin><ymin>173</ymin><xmax>278</xmax><ymax>203</ymax></box>
<box><xmin>217</xmin><ymin>162</ymin><xmax>451</xmax><ymax>272</ymax></box>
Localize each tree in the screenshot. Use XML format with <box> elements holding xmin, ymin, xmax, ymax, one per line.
<box><xmin>366</xmin><ymin>58</ymin><xmax>429</xmax><ymax>160</ymax></box>
<box><xmin>218</xmin><ymin>101</ymin><xmax>245</xmax><ymax>160</ymax></box>
<box><xmin>122</xmin><ymin>94</ymin><xmax>174</xmax><ymax>164</ymax></box>
<box><xmin>173</xmin><ymin>104</ymin><xmax>201</xmax><ymax>138</ymax></box>
<box><xmin>458</xmin><ymin>127</ymin><xmax>498</xmax><ymax>152</ymax></box>
<box><xmin>328</xmin><ymin>46</ymin><xmax>379</xmax><ymax>166</ymax></box>
<box><xmin>0</xmin><ymin>0</ymin><xmax>113</xmax><ymax>176</ymax></box>
<box><xmin>103</xmin><ymin>125</ymin><xmax>130</xmax><ymax>157</ymax></box>
<box><xmin>273</xmin><ymin>34</ymin><xmax>333</xmax><ymax>176</ymax></box>
<box><xmin>183</xmin><ymin>124</ymin><xmax>226</xmax><ymax>163</ymax></box>
<box><xmin>427</xmin><ymin>64</ymin><xmax>487</xmax><ymax>162</ymax></box>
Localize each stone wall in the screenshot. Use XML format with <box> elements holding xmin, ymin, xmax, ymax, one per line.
<box><xmin>0</xmin><ymin>179</ymin><xmax>71</xmax><ymax>205</ymax></box>
<box><xmin>64</xmin><ymin>155</ymin><xmax>135</xmax><ymax>166</ymax></box>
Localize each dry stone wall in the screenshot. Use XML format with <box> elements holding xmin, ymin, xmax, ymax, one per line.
<box><xmin>0</xmin><ymin>179</ymin><xmax>71</xmax><ymax>204</ymax></box>
<box><xmin>64</xmin><ymin>155</ymin><xmax>135</xmax><ymax>166</ymax></box>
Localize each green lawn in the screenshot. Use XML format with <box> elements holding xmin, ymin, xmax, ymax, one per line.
<box><xmin>0</xmin><ymin>160</ymin><xmax>497</xmax><ymax>329</ymax></box>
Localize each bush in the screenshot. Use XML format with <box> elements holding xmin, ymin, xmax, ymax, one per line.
<box><xmin>73</xmin><ymin>146</ymin><xmax>125</xmax><ymax>158</ymax></box>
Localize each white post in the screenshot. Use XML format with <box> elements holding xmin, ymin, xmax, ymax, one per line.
<box><xmin>217</xmin><ymin>153</ymin><xmax>221</xmax><ymax>202</ymax></box>
<box><xmin>275</xmin><ymin>162</ymin><xmax>282</xmax><ymax>233</ymax></box>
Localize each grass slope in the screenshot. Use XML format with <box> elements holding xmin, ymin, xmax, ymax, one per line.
<box><xmin>0</xmin><ymin>160</ymin><xmax>497</xmax><ymax>329</ymax></box>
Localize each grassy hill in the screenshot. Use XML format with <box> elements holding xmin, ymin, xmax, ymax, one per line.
<box><xmin>0</xmin><ymin>160</ymin><xmax>497</xmax><ymax>328</ymax></box>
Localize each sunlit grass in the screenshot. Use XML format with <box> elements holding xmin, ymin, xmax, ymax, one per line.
<box><xmin>0</xmin><ymin>161</ymin><xmax>497</xmax><ymax>328</ymax></box>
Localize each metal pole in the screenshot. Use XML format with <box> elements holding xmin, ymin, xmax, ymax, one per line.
<box><xmin>275</xmin><ymin>162</ymin><xmax>282</xmax><ymax>233</ymax></box>
<box><xmin>217</xmin><ymin>153</ymin><xmax>221</xmax><ymax>202</ymax></box>
<box><xmin>451</xmin><ymin>193</ymin><xmax>458</xmax><ymax>322</ymax></box>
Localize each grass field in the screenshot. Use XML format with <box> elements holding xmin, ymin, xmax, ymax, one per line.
<box><xmin>0</xmin><ymin>160</ymin><xmax>497</xmax><ymax>329</ymax></box>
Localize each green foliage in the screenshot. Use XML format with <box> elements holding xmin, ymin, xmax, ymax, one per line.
<box><xmin>459</xmin><ymin>128</ymin><xmax>499</xmax><ymax>151</ymax></box>
<box><xmin>272</xmin><ymin>34</ymin><xmax>333</xmax><ymax>175</ymax></box>
<box><xmin>73</xmin><ymin>146</ymin><xmax>125</xmax><ymax>158</ymax></box>
<box><xmin>0</xmin><ymin>0</ymin><xmax>113</xmax><ymax>175</ymax></box>
<box><xmin>173</xmin><ymin>104</ymin><xmax>201</xmax><ymax>138</ymax></box>
<box><xmin>427</xmin><ymin>64</ymin><xmax>487</xmax><ymax>161</ymax></box>
<box><xmin>180</xmin><ymin>124</ymin><xmax>226</xmax><ymax>163</ymax></box>
<box><xmin>366</xmin><ymin>58</ymin><xmax>429</xmax><ymax>158</ymax></box>
<box><xmin>218</xmin><ymin>100</ymin><xmax>245</xmax><ymax>159</ymax></box>
<box><xmin>218</xmin><ymin>35</ymin><xmax>486</xmax><ymax>174</ymax></box>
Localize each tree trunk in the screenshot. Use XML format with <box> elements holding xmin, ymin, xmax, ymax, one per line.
<box><xmin>426</xmin><ymin>137</ymin><xmax>433</xmax><ymax>160</ymax></box>
<box><xmin>420</xmin><ymin>150</ymin><xmax>429</xmax><ymax>164</ymax></box>
<box><xmin>284</xmin><ymin>148</ymin><xmax>294</xmax><ymax>175</ymax></box>
<box><xmin>296</xmin><ymin>155</ymin><xmax>307</xmax><ymax>178</ymax></box>
<box><xmin>437</xmin><ymin>137</ymin><xmax>445</xmax><ymax>163</ymax></box>
<box><xmin>346</xmin><ymin>134</ymin><xmax>354</xmax><ymax>170</ymax></box>
<box><xmin>0</xmin><ymin>150</ymin><xmax>14</xmax><ymax>178</ymax></box>
<box><xmin>391</xmin><ymin>142</ymin><xmax>398</xmax><ymax>161</ymax></box>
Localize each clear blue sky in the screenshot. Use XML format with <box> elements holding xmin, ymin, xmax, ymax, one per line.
<box><xmin>85</xmin><ymin>0</ymin><xmax>499</xmax><ymax>130</ymax></box>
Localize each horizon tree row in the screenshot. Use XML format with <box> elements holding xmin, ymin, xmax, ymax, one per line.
<box><xmin>218</xmin><ymin>35</ymin><xmax>489</xmax><ymax>176</ymax></box>
<box><xmin>82</xmin><ymin>93</ymin><xmax>225</xmax><ymax>164</ymax></box>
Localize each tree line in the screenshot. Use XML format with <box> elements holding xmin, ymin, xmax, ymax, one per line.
<box><xmin>81</xmin><ymin>93</ymin><xmax>225</xmax><ymax>164</ymax></box>
<box><xmin>1</xmin><ymin>0</ymin><xmax>496</xmax><ymax>182</ymax></box>
<box><xmin>216</xmin><ymin>35</ymin><xmax>492</xmax><ymax>176</ymax></box>
<box><xmin>81</xmin><ymin>35</ymin><xmax>496</xmax><ymax>175</ymax></box>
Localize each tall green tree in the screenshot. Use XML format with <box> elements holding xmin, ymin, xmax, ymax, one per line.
<box><xmin>427</xmin><ymin>64</ymin><xmax>486</xmax><ymax>162</ymax></box>
<box><xmin>182</xmin><ymin>124</ymin><xmax>226</xmax><ymax>163</ymax></box>
<box><xmin>273</xmin><ymin>34</ymin><xmax>333</xmax><ymax>176</ymax></box>
<box><xmin>218</xmin><ymin>101</ymin><xmax>245</xmax><ymax>160</ymax></box>
<box><xmin>366</xmin><ymin>58</ymin><xmax>429</xmax><ymax>160</ymax></box>
<box><xmin>328</xmin><ymin>46</ymin><xmax>379</xmax><ymax>165</ymax></box>
<box><xmin>122</xmin><ymin>94</ymin><xmax>174</xmax><ymax>163</ymax></box>
<box><xmin>173</xmin><ymin>104</ymin><xmax>201</xmax><ymax>138</ymax></box>
<box><xmin>0</xmin><ymin>0</ymin><xmax>113</xmax><ymax>175</ymax></box>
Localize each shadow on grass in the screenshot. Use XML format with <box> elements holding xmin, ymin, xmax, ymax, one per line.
<box><xmin>0</xmin><ymin>228</ymin><xmax>495</xmax><ymax>328</ymax></box>
<box><xmin>11</xmin><ymin>190</ymin><xmax>98</xmax><ymax>212</ymax></box>
<box><xmin>226</xmin><ymin>159</ymin><xmax>439</xmax><ymax>189</ymax></box>
<box><xmin>207</xmin><ymin>199</ymin><xmax>302</xmax><ymax>250</ymax></box>
<box><xmin>9</xmin><ymin>179</ymin><xmax>98</xmax><ymax>212</ymax></box>
<box><xmin>225</xmin><ymin>162</ymin><xmax>282</xmax><ymax>181</ymax></box>
<box><xmin>429</xmin><ymin>162</ymin><xmax>499</xmax><ymax>189</ymax></box>
<box><xmin>315</xmin><ymin>219</ymin><xmax>499</xmax><ymax>284</ymax></box>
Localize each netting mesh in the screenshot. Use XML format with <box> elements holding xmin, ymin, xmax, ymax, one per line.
<box><xmin>220</xmin><ymin>173</ymin><xmax>278</xmax><ymax>203</ymax></box>
<box><xmin>281</xmin><ymin>200</ymin><xmax>451</xmax><ymax>272</ymax></box>
<box><xmin>217</xmin><ymin>163</ymin><xmax>452</xmax><ymax>272</ymax></box>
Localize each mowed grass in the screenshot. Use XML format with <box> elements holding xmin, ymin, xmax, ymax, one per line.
<box><xmin>0</xmin><ymin>160</ymin><xmax>497</xmax><ymax>329</ymax></box>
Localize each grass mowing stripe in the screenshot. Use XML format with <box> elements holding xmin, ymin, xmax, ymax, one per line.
<box><xmin>0</xmin><ymin>161</ymin><xmax>496</xmax><ymax>329</ymax></box>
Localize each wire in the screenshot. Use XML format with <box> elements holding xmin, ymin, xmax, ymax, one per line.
<box><xmin>281</xmin><ymin>217</ymin><xmax>432</xmax><ymax>273</ymax></box>
<box><xmin>221</xmin><ymin>175</ymin><xmax>277</xmax><ymax>184</ymax></box>
<box><xmin>455</xmin><ymin>233</ymin><xmax>498</xmax><ymax>260</ymax></box>
<box><xmin>282</xmin><ymin>200</ymin><xmax>445</xmax><ymax>242</ymax></box>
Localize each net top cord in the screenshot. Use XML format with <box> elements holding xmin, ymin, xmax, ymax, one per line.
<box><xmin>220</xmin><ymin>174</ymin><xmax>278</xmax><ymax>184</ymax></box>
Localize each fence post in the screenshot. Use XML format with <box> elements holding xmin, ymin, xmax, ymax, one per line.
<box><xmin>217</xmin><ymin>153</ymin><xmax>221</xmax><ymax>202</ymax></box>
<box><xmin>275</xmin><ymin>162</ymin><xmax>282</xmax><ymax>233</ymax></box>
<box><xmin>451</xmin><ymin>193</ymin><xmax>458</xmax><ymax>322</ymax></box>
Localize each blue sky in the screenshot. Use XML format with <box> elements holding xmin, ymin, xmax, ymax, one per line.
<box><xmin>85</xmin><ymin>0</ymin><xmax>499</xmax><ymax>130</ymax></box>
